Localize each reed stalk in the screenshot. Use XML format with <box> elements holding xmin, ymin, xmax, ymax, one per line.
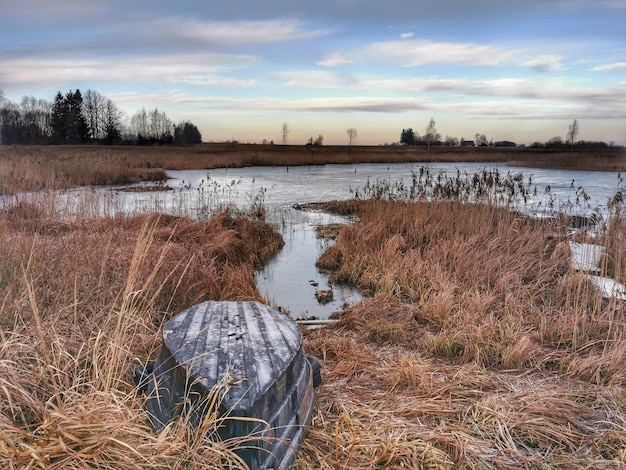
<box><xmin>0</xmin><ymin>191</ymin><xmax>283</xmax><ymax>469</ymax></box>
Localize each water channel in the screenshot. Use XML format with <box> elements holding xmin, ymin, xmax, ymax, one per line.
<box><xmin>19</xmin><ymin>162</ymin><xmax>624</xmax><ymax>319</ymax></box>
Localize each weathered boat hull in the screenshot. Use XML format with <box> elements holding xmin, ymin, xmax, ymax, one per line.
<box><xmin>142</xmin><ymin>300</ymin><xmax>315</xmax><ymax>469</ymax></box>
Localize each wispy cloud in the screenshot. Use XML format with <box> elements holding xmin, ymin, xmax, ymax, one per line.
<box><xmin>0</xmin><ymin>54</ymin><xmax>259</xmax><ymax>88</ymax></box>
<box><xmin>400</xmin><ymin>32</ymin><xmax>414</xmax><ymax>39</ymax></box>
<box><xmin>317</xmin><ymin>52</ymin><xmax>353</xmax><ymax>67</ymax></box>
<box><xmin>143</xmin><ymin>90</ymin><xmax>626</xmax><ymax>120</ymax></box>
<box><xmin>240</xmin><ymin>96</ymin><xmax>428</xmax><ymax>113</ymax></box>
<box><xmin>165</xmin><ymin>18</ymin><xmax>328</xmax><ymax>45</ymax></box>
<box><xmin>523</xmin><ymin>55</ymin><xmax>563</xmax><ymax>73</ymax></box>
<box><xmin>277</xmin><ymin>71</ymin><xmax>626</xmax><ymax>118</ymax></box>
<box><xmin>366</xmin><ymin>40</ymin><xmax>518</xmax><ymax>67</ymax></box>
<box><xmin>591</xmin><ymin>62</ymin><xmax>626</xmax><ymax>72</ymax></box>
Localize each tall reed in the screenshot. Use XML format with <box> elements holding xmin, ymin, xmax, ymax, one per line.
<box><xmin>0</xmin><ymin>192</ymin><xmax>283</xmax><ymax>468</ymax></box>
<box><xmin>303</xmin><ymin>194</ymin><xmax>626</xmax><ymax>468</ymax></box>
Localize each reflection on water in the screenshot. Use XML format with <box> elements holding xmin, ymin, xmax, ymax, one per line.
<box><xmin>256</xmin><ymin>208</ymin><xmax>361</xmax><ymax>320</ymax></box>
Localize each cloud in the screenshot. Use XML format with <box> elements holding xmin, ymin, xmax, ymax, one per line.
<box><xmin>522</xmin><ymin>55</ymin><xmax>563</xmax><ymax>73</ymax></box>
<box><xmin>366</xmin><ymin>41</ymin><xmax>566</xmax><ymax>73</ymax></box>
<box><xmin>280</xmin><ymin>71</ymin><xmax>531</xmax><ymax>96</ymax></box>
<box><xmin>275</xmin><ymin>71</ymin><xmax>626</xmax><ymax>119</ymax></box>
<box><xmin>317</xmin><ymin>52</ymin><xmax>353</xmax><ymax>67</ymax></box>
<box><xmin>169</xmin><ymin>18</ymin><xmax>328</xmax><ymax>45</ymax></box>
<box><xmin>591</xmin><ymin>62</ymin><xmax>626</xmax><ymax>72</ymax></box>
<box><xmin>240</xmin><ymin>96</ymin><xmax>428</xmax><ymax>113</ymax></box>
<box><xmin>367</xmin><ymin>40</ymin><xmax>517</xmax><ymax>67</ymax></box>
<box><xmin>0</xmin><ymin>54</ymin><xmax>259</xmax><ymax>90</ymax></box>
<box><xmin>107</xmin><ymin>92</ymin><xmax>427</xmax><ymax>113</ymax></box>
<box><xmin>400</xmin><ymin>32</ymin><xmax>414</xmax><ymax>39</ymax></box>
<box><xmin>93</xmin><ymin>79</ymin><xmax>626</xmax><ymax>121</ymax></box>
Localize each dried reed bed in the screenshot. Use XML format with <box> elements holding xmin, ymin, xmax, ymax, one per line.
<box><xmin>0</xmin><ymin>198</ymin><xmax>283</xmax><ymax>469</ymax></box>
<box><xmin>510</xmin><ymin>148</ymin><xmax>626</xmax><ymax>172</ymax></box>
<box><xmin>300</xmin><ymin>199</ymin><xmax>626</xmax><ymax>468</ymax></box>
<box><xmin>0</xmin><ymin>146</ymin><xmax>167</xmax><ymax>194</ymax></box>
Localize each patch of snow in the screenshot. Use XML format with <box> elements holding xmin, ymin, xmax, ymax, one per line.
<box><xmin>587</xmin><ymin>275</ymin><xmax>626</xmax><ymax>301</ymax></box>
<box><xmin>569</xmin><ymin>242</ymin><xmax>604</xmax><ymax>273</ymax></box>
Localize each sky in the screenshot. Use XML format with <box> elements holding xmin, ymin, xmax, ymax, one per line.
<box><xmin>1</xmin><ymin>0</ymin><xmax>625</xmax><ymax>145</ymax></box>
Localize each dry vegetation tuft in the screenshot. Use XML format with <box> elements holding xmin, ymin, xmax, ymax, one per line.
<box><xmin>300</xmin><ymin>198</ymin><xmax>626</xmax><ymax>468</ymax></box>
<box><xmin>0</xmin><ymin>196</ymin><xmax>283</xmax><ymax>469</ymax></box>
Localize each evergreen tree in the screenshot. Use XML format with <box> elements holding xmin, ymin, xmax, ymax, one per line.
<box><xmin>51</xmin><ymin>90</ymin><xmax>90</xmax><ymax>144</ymax></box>
<box><xmin>51</xmin><ymin>91</ymin><xmax>67</xmax><ymax>144</ymax></box>
<box><xmin>174</xmin><ymin>121</ymin><xmax>202</xmax><ymax>144</ymax></box>
<box><xmin>400</xmin><ymin>128</ymin><xmax>416</xmax><ymax>145</ymax></box>
<box><xmin>65</xmin><ymin>89</ymin><xmax>89</xmax><ymax>144</ymax></box>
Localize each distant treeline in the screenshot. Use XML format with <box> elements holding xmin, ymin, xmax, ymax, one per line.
<box><xmin>0</xmin><ymin>89</ymin><xmax>202</xmax><ymax>146</ymax></box>
<box><xmin>397</xmin><ymin>126</ymin><xmax>617</xmax><ymax>150</ymax></box>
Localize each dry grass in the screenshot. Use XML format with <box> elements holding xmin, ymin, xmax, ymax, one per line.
<box><xmin>299</xmin><ymin>198</ymin><xmax>626</xmax><ymax>469</ymax></box>
<box><xmin>1</xmin><ymin>144</ymin><xmax>624</xmax><ymax>194</ymax></box>
<box><xmin>0</xmin><ymin>145</ymin><xmax>625</xmax><ymax>468</ymax></box>
<box><xmin>0</xmin><ymin>197</ymin><xmax>283</xmax><ymax>469</ymax></box>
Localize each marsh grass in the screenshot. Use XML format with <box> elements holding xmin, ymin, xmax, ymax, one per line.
<box><xmin>300</xmin><ymin>194</ymin><xmax>626</xmax><ymax>468</ymax></box>
<box><xmin>1</xmin><ymin>145</ymin><xmax>625</xmax><ymax>468</ymax></box>
<box><xmin>0</xmin><ymin>193</ymin><xmax>284</xmax><ymax>469</ymax></box>
<box><xmin>1</xmin><ymin>145</ymin><xmax>624</xmax><ymax>195</ymax></box>
<box><xmin>0</xmin><ymin>146</ymin><xmax>167</xmax><ymax>194</ymax></box>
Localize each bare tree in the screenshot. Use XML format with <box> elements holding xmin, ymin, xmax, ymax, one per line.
<box><xmin>20</xmin><ymin>96</ymin><xmax>51</xmax><ymax>143</ymax></box>
<box><xmin>281</xmin><ymin>122</ymin><xmax>290</xmax><ymax>145</ymax></box>
<box><xmin>307</xmin><ymin>134</ymin><xmax>324</xmax><ymax>146</ymax></box>
<box><xmin>129</xmin><ymin>107</ymin><xmax>172</xmax><ymax>143</ymax></box>
<box><xmin>149</xmin><ymin>108</ymin><xmax>173</xmax><ymax>142</ymax></box>
<box><xmin>346</xmin><ymin>128</ymin><xmax>357</xmax><ymax>147</ymax></box>
<box><xmin>444</xmin><ymin>135</ymin><xmax>459</xmax><ymax>147</ymax></box>
<box><xmin>83</xmin><ymin>89</ymin><xmax>108</xmax><ymax>141</ymax></box>
<box><xmin>102</xmin><ymin>98</ymin><xmax>125</xmax><ymax>144</ymax></box>
<box><xmin>567</xmin><ymin>119</ymin><xmax>579</xmax><ymax>149</ymax></box>
<box><xmin>474</xmin><ymin>133</ymin><xmax>488</xmax><ymax>147</ymax></box>
<box><xmin>424</xmin><ymin>118</ymin><xmax>440</xmax><ymax>151</ymax></box>
<box><xmin>130</xmin><ymin>107</ymin><xmax>149</xmax><ymax>139</ymax></box>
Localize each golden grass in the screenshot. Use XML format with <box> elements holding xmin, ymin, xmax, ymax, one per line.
<box><xmin>0</xmin><ymin>197</ymin><xmax>284</xmax><ymax>469</ymax></box>
<box><xmin>299</xmin><ymin>198</ymin><xmax>626</xmax><ymax>468</ymax></box>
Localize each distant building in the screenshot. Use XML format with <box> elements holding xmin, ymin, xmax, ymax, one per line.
<box><xmin>461</xmin><ymin>140</ymin><xmax>475</xmax><ymax>147</ymax></box>
<box><xmin>494</xmin><ymin>140</ymin><xmax>517</xmax><ymax>147</ymax></box>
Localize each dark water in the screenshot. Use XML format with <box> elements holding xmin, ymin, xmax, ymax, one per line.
<box><xmin>255</xmin><ymin>210</ymin><xmax>361</xmax><ymax>319</ymax></box>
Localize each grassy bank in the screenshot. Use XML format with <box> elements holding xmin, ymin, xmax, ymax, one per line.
<box><xmin>1</xmin><ymin>144</ymin><xmax>624</xmax><ymax>194</ymax></box>
<box><xmin>298</xmin><ymin>198</ymin><xmax>626</xmax><ymax>468</ymax></box>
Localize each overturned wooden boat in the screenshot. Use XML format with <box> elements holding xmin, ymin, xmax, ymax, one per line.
<box><xmin>138</xmin><ymin>300</ymin><xmax>318</xmax><ymax>469</ymax></box>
